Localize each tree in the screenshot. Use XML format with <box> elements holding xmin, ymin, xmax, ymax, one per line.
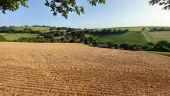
<box><xmin>1</xmin><ymin>0</ymin><xmax>170</xmax><ymax>19</ymax></box>
<box><xmin>142</xmin><ymin>27</ymin><xmax>146</xmax><ymax>31</ymax></box>
<box><xmin>120</xmin><ymin>43</ymin><xmax>131</xmax><ymax>50</ymax></box>
<box><xmin>152</xmin><ymin>41</ymin><xmax>170</xmax><ymax>52</ymax></box>
<box><xmin>149</xmin><ymin>0</ymin><xmax>170</xmax><ymax>10</ymax></box>
<box><xmin>0</xmin><ymin>0</ymin><xmax>28</xmax><ymax>13</ymax></box>
<box><xmin>130</xmin><ymin>44</ymin><xmax>142</xmax><ymax>51</ymax></box>
<box><xmin>0</xmin><ymin>0</ymin><xmax>106</xmax><ymax>18</ymax></box>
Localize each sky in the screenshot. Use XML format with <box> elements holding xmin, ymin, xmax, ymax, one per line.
<box><xmin>0</xmin><ymin>0</ymin><xmax>170</xmax><ymax>28</ymax></box>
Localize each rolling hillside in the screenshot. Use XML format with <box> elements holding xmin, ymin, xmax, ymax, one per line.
<box><xmin>0</xmin><ymin>26</ymin><xmax>170</xmax><ymax>44</ymax></box>
<box><xmin>91</xmin><ymin>27</ymin><xmax>170</xmax><ymax>44</ymax></box>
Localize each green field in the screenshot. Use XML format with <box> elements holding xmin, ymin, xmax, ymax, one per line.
<box><xmin>30</xmin><ymin>27</ymin><xmax>50</xmax><ymax>33</ymax></box>
<box><xmin>148</xmin><ymin>31</ymin><xmax>170</xmax><ymax>42</ymax></box>
<box><xmin>142</xmin><ymin>31</ymin><xmax>170</xmax><ymax>43</ymax></box>
<box><xmin>142</xmin><ymin>31</ymin><xmax>155</xmax><ymax>42</ymax></box>
<box><xmin>91</xmin><ymin>31</ymin><xmax>148</xmax><ymax>44</ymax></box>
<box><xmin>1</xmin><ymin>33</ymin><xmax>38</xmax><ymax>40</ymax></box>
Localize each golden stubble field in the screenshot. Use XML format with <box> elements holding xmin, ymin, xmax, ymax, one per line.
<box><xmin>0</xmin><ymin>42</ymin><xmax>169</xmax><ymax>96</ymax></box>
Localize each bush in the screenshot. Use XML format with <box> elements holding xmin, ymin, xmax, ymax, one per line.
<box><xmin>106</xmin><ymin>42</ymin><xmax>114</xmax><ymax>48</ymax></box>
<box><xmin>97</xmin><ymin>42</ymin><xmax>108</xmax><ymax>48</ymax></box>
<box><xmin>142</xmin><ymin>45</ymin><xmax>154</xmax><ymax>51</ymax></box>
<box><xmin>152</xmin><ymin>41</ymin><xmax>170</xmax><ymax>52</ymax></box>
<box><xmin>91</xmin><ymin>40</ymin><xmax>98</xmax><ymax>47</ymax></box>
<box><xmin>16</xmin><ymin>37</ymin><xmax>51</xmax><ymax>43</ymax></box>
<box><xmin>146</xmin><ymin>42</ymin><xmax>155</xmax><ymax>46</ymax></box>
<box><xmin>130</xmin><ymin>44</ymin><xmax>142</xmax><ymax>51</ymax></box>
<box><xmin>112</xmin><ymin>43</ymin><xmax>120</xmax><ymax>49</ymax></box>
<box><xmin>120</xmin><ymin>43</ymin><xmax>131</xmax><ymax>50</ymax></box>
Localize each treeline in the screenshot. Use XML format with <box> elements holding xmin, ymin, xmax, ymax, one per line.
<box><xmin>0</xmin><ymin>26</ymin><xmax>41</xmax><ymax>34</ymax></box>
<box><xmin>150</xmin><ymin>27</ymin><xmax>170</xmax><ymax>32</ymax></box>
<box><xmin>0</xmin><ymin>26</ymin><xmax>129</xmax><ymax>37</ymax></box>
<box><xmin>90</xmin><ymin>29</ymin><xmax>129</xmax><ymax>35</ymax></box>
<box><xmin>94</xmin><ymin>41</ymin><xmax>170</xmax><ymax>52</ymax></box>
<box><xmin>0</xmin><ymin>26</ymin><xmax>81</xmax><ymax>31</ymax></box>
<box><xmin>40</xmin><ymin>29</ymin><xmax>129</xmax><ymax>38</ymax></box>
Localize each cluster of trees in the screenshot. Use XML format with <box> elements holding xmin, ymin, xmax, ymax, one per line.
<box><xmin>41</xmin><ymin>28</ymin><xmax>129</xmax><ymax>38</ymax></box>
<box><xmin>0</xmin><ymin>26</ymin><xmax>82</xmax><ymax>34</ymax></box>
<box><xmin>31</xmin><ymin>25</ymin><xmax>50</xmax><ymax>27</ymax></box>
<box><xmin>91</xmin><ymin>29</ymin><xmax>129</xmax><ymax>35</ymax></box>
<box><xmin>38</xmin><ymin>29</ymin><xmax>129</xmax><ymax>44</ymax></box>
<box><xmin>0</xmin><ymin>0</ymin><xmax>106</xmax><ymax>18</ymax></box>
<box><xmin>0</xmin><ymin>26</ymin><xmax>41</xmax><ymax>34</ymax></box>
<box><xmin>41</xmin><ymin>31</ymin><xmax>66</xmax><ymax>38</ymax></box>
<box><xmin>0</xmin><ymin>0</ymin><xmax>169</xmax><ymax>18</ymax></box>
<box><xmin>92</xmin><ymin>41</ymin><xmax>170</xmax><ymax>52</ymax></box>
<box><xmin>49</xmin><ymin>27</ymin><xmax>80</xmax><ymax>31</ymax></box>
<box><xmin>152</xmin><ymin>41</ymin><xmax>170</xmax><ymax>52</ymax></box>
<box><xmin>15</xmin><ymin>37</ymin><xmax>54</xmax><ymax>43</ymax></box>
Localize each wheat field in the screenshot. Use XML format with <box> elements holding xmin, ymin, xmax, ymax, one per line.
<box><xmin>0</xmin><ymin>43</ymin><xmax>169</xmax><ymax>96</ymax></box>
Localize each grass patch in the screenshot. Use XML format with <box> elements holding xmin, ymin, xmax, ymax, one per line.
<box><xmin>3</xmin><ymin>33</ymin><xmax>39</xmax><ymax>40</ymax></box>
<box><xmin>91</xmin><ymin>31</ymin><xmax>148</xmax><ymax>44</ymax></box>
<box><xmin>142</xmin><ymin>31</ymin><xmax>156</xmax><ymax>43</ymax></box>
<box><xmin>148</xmin><ymin>31</ymin><xmax>170</xmax><ymax>42</ymax></box>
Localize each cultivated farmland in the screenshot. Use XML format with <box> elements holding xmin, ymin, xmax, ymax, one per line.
<box><xmin>0</xmin><ymin>42</ymin><xmax>169</xmax><ymax>96</ymax></box>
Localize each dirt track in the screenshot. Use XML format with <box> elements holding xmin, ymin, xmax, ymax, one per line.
<box><xmin>0</xmin><ymin>42</ymin><xmax>170</xmax><ymax>96</ymax></box>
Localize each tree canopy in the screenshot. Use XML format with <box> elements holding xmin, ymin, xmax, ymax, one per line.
<box><xmin>0</xmin><ymin>0</ymin><xmax>28</xmax><ymax>13</ymax></box>
<box><xmin>149</xmin><ymin>0</ymin><xmax>170</xmax><ymax>10</ymax></box>
<box><xmin>0</xmin><ymin>0</ymin><xmax>170</xmax><ymax>18</ymax></box>
<box><xmin>0</xmin><ymin>0</ymin><xmax>106</xmax><ymax>18</ymax></box>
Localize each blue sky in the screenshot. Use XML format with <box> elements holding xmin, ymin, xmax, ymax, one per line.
<box><xmin>0</xmin><ymin>0</ymin><xmax>170</xmax><ymax>28</ymax></box>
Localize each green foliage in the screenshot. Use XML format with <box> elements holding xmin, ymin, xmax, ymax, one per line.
<box><xmin>0</xmin><ymin>0</ymin><xmax>106</xmax><ymax>18</ymax></box>
<box><xmin>45</xmin><ymin>0</ymin><xmax>106</xmax><ymax>18</ymax></box>
<box><xmin>150</xmin><ymin>27</ymin><xmax>170</xmax><ymax>32</ymax></box>
<box><xmin>142</xmin><ymin>45</ymin><xmax>154</xmax><ymax>51</ymax></box>
<box><xmin>16</xmin><ymin>37</ymin><xmax>53</xmax><ymax>43</ymax></box>
<box><xmin>1</xmin><ymin>0</ymin><xmax>169</xmax><ymax>18</ymax></box>
<box><xmin>152</xmin><ymin>41</ymin><xmax>170</xmax><ymax>52</ymax></box>
<box><xmin>0</xmin><ymin>0</ymin><xmax>28</xmax><ymax>13</ymax></box>
<box><xmin>112</xmin><ymin>43</ymin><xmax>120</xmax><ymax>49</ymax></box>
<box><xmin>149</xmin><ymin>0</ymin><xmax>170</xmax><ymax>10</ymax></box>
<box><xmin>130</xmin><ymin>44</ymin><xmax>142</xmax><ymax>51</ymax></box>
<box><xmin>120</xmin><ymin>43</ymin><xmax>132</xmax><ymax>50</ymax></box>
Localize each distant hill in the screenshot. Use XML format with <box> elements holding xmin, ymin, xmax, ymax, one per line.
<box><xmin>91</xmin><ymin>26</ymin><xmax>170</xmax><ymax>44</ymax></box>
<box><xmin>0</xmin><ymin>26</ymin><xmax>170</xmax><ymax>45</ymax></box>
